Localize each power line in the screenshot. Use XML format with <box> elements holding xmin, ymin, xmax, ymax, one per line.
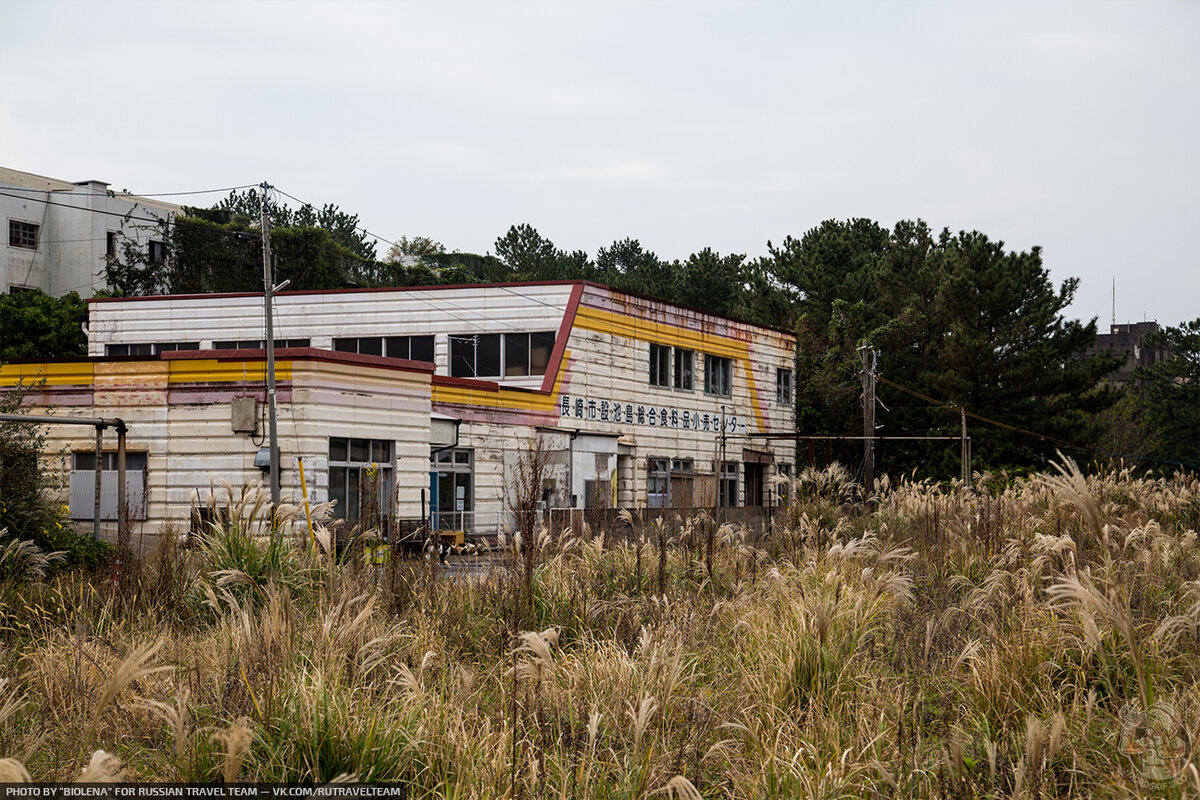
<box><xmin>273</xmin><ymin>185</ymin><xmax>573</xmax><ymax>317</ymax></box>
<box><xmin>0</xmin><ymin>183</ymin><xmax>256</xmax><ymax>198</ymax></box>
<box><xmin>0</xmin><ymin>190</ymin><xmax>259</xmax><ymax>240</ymax></box>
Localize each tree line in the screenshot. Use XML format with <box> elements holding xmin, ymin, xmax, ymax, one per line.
<box><xmin>3</xmin><ymin>190</ymin><xmax>1195</xmax><ymax>477</ymax></box>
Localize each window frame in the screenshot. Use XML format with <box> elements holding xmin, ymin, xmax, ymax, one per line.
<box><xmin>673</xmin><ymin>348</ymin><xmax>694</xmax><ymax>392</ymax></box>
<box><xmin>69</xmin><ymin>450</ymin><xmax>148</xmax><ymax>520</ymax></box>
<box><xmin>718</xmin><ymin>461</ymin><xmax>739</xmax><ymax>507</ymax></box>
<box><xmin>776</xmin><ymin>368</ymin><xmax>793</xmax><ymax>405</ymax></box>
<box><xmin>451</xmin><ymin>332</ymin><xmax>552</xmax><ymax>379</ymax></box>
<box><xmin>8</xmin><ymin>220</ymin><xmax>38</xmax><ymax>250</ymax></box>
<box><xmin>328</xmin><ymin>437</ymin><xmax>395</xmax><ymax>524</ymax></box>
<box><xmin>704</xmin><ymin>354</ymin><xmax>732</xmax><ymax>397</ymax></box>
<box><xmin>648</xmin><ymin>343</ymin><xmax>671</xmax><ymax>389</ymax></box>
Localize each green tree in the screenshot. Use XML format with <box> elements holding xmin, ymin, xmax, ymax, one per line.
<box><xmin>0</xmin><ymin>290</ymin><xmax>87</xmax><ymax>360</ymax></box>
<box><xmin>385</xmin><ymin>236</ymin><xmax>446</xmax><ymax>264</ymax></box>
<box><xmin>494</xmin><ymin>224</ymin><xmax>564</xmax><ymax>280</ymax></box>
<box><xmin>597</xmin><ymin>238</ymin><xmax>674</xmax><ymax>299</ymax></box>
<box><xmin>759</xmin><ymin>219</ymin><xmax>1121</xmax><ymax>476</ymax></box>
<box><xmin>1135</xmin><ymin>319</ymin><xmax>1200</xmax><ymax>469</ymax></box>
<box><xmin>207</xmin><ymin>189</ymin><xmax>377</xmax><ymax>260</ymax></box>
<box><xmin>675</xmin><ymin>248</ymin><xmax>747</xmax><ymax>317</ymax></box>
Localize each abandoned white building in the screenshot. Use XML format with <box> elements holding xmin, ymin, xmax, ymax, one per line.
<box><xmin>3</xmin><ymin>281</ymin><xmax>797</xmax><ymax>541</ymax></box>
<box><xmin>1</xmin><ymin>166</ymin><xmax>180</xmax><ymax>297</ymax></box>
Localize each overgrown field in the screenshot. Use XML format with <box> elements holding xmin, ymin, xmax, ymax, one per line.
<box><xmin>2</xmin><ymin>460</ymin><xmax>1199</xmax><ymax>797</ymax></box>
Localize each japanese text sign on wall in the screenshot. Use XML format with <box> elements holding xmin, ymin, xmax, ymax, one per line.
<box><xmin>559</xmin><ymin>394</ymin><xmax>747</xmax><ymax>436</ymax></box>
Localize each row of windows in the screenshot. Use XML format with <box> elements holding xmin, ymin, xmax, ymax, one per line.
<box><xmin>649</xmin><ymin>344</ymin><xmax>793</xmax><ymax>404</ymax></box>
<box><xmin>648</xmin><ymin>344</ymin><xmax>733</xmax><ymax>397</ymax></box>
<box><xmin>8</xmin><ymin>221</ymin><xmax>165</xmax><ymax>262</ymax></box>
<box><xmin>450</xmin><ymin>332</ymin><xmax>554</xmax><ymax>378</ymax></box>
<box><xmin>106</xmin><ymin>339</ymin><xmax>310</xmax><ymax>356</ymax></box>
<box><xmin>334</xmin><ymin>335</ymin><xmax>434</xmax><ymax>362</ymax></box>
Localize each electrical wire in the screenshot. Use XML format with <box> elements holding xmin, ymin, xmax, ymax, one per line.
<box><xmin>0</xmin><ymin>183</ymin><xmax>257</xmax><ymax>198</ymax></box>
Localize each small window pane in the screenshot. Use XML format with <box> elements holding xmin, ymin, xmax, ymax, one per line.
<box><xmin>410</xmin><ymin>336</ymin><xmax>434</xmax><ymax>363</ymax></box>
<box><xmin>476</xmin><ymin>334</ymin><xmax>501</xmax><ymax>377</ymax></box>
<box><xmin>350</xmin><ymin>438</ymin><xmax>369</xmax><ymax>463</ymax></box>
<box><xmin>329</xmin><ymin>437</ymin><xmax>348</xmax><ymax>462</ymax></box>
<box><xmin>437</xmin><ymin>450</ymin><xmax>452</xmax><ymax>463</ymax></box>
<box><xmin>454</xmin><ymin>450</ymin><xmax>470</xmax><ymax>464</ymax></box>
<box><xmin>530</xmin><ymin>332</ymin><xmax>554</xmax><ymax>374</ymax></box>
<box><xmin>74</xmin><ymin>452</ymin><xmax>97</xmax><ymax>471</ymax></box>
<box><xmin>386</xmin><ymin>337</ymin><xmax>409</xmax><ymax>359</ymax></box>
<box><xmin>329</xmin><ymin>467</ymin><xmax>347</xmax><ymax>513</ymax></box>
<box><xmin>358</xmin><ymin>337</ymin><xmax>383</xmax><ymax>357</ymax></box>
<box><xmin>450</xmin><ymin>336</ymin><xmax>473</xmax><ymax>377</ymax></box>
<box><xmin>371</xmin><ymin>440</ymin><xmax>391</xmax><ymax>463</ymax></box>
<box><xmin>505</xmin><ymin>333</ymin><xmax>530</xmax><ymax>377</ymax></box>
<box><xmin>107</xmin><ymin>345</ymin><xmax>129</xmax><ymax>356</ymax></box>
<box><xmin>333</xmin><ymin>338</ymin><xmax>357</xmax><ymax>353</ymax></box>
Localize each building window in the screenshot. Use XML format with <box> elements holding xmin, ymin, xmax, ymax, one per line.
<box><xmin>777</xmin><ymin>368</ymin><xmax>792</xmax><ymax>405</ymax></box>
<box><xmin>504</xmin><ymin>331</ymin><xmax>555</xmax><ymax>376</ymax></box>
<box><xmin>335</xmin><ymin>335</ymin><xmax>436</xmax><ymax>362</ymax></box>
<box><xmin>674</xmin><ymin>349</ymin><xmax>694</xmax><ymax>391</ymax></box>
<box><xmin>69</xmin><ymin>451</ymin><xmax>148</xmax><ymax>520</ymax></box>
<box><xmin>107</xmin><ymin>342</ymin><xmax>200</xmax><ymax>356</ymax></box>
<box><xmin>212</xmin><ymin>339</ymin><xmax>310</xmax><ymax>350</ymax></box>
<box><xmin>335</xmin><ymin>336</ymin><xmax>382</xmax><ymax>356</ymax></box>
<box><xmin>704</xmin><ymin>354</ymin><xmax>732</xmax><ymax>397</ymax></box>
<box><xmin>718</xmin><ymin>461</ymin><xmax>739</xmax><ymax>507</ymax></box>
<box><xmin>450</xmin><ymin>334</ymin><xmax>500</xmax><ymax>378</ymax></box>
<box><xmin>106</xmin><ymin>231</ymin><xmax>117</xmax><ymax>258</ymax></box>
<box><xmin>148</xmin><ymin>240</ymin><xmax>166</xmax><ymax>264</ymax></box>
<box><xmin>649</xmin><ymin>343</ymin><xmax>671</xmax><ymax>388</ymax></box>
<box><xmin>386</xmin><ymin>335</ymin><xmax>435</xmax><ymax>362</ymax></box>
<box><xmin>8</xmin><ymin>221</ymin><xmax>38</xmax><ymax>250</ymax></box>
<box><xmin>648</xmin><ymin>457</ymin><xmax>669</xmax><ymax>508</ymax></box>
<box><xmin>776</xmin><ymin>463</ymin><xmax>792</xmax><ymax>505</ymax></box>
<box><xmin>328</xmin><ymin>437</ymin><xmax>393</xmax><ymax>525</ymax></box>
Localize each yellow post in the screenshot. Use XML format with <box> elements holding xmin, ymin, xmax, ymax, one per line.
<box><xmin>297</xmin><ymin>456</ymin><xmax>315</xmax><ymax>547</ymax></box>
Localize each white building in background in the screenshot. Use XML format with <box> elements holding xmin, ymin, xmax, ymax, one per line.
<box><xmin>1</xmin><ymin>166</ymin><xmax>180</xmax><ymax>297</ymax></box>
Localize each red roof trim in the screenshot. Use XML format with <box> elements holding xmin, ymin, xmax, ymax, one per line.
<box><xmin>163</xmin><ymin>347</ymin><xmax>437</xmax><ymax>374</ymax></box>
<box><xmin>431</xmin><ymin>374</ymin><xmax>500</xmax><ymax>391</ymax></box>
<box><xmin>6</xmin><ymin>349</ymin><xmax>435</xmax><ymax>375</ymax></box>
<box><xmin>540</xmin><ymin>282</ymin><xmax>583</xmax><ymax>393</ymax></box>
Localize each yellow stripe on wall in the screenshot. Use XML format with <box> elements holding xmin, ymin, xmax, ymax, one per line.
<box><xmin>572</xmin><ymin>306</ymin><xmax>767</xmax><ymax>432</ymax></box>
<box><xmin>167</xmin><ymin>358</ymin><xmax>293</xmax><ymax>385</ymax></box>
<box><xmin>0</xmin><ymin>361</ymin><xmax>95</xmax><ymax>387</ymax></box>
<box><xmin>432</xmin><ymin>352</ymin><xmax>570</xmax><ymax>413</ymax></box>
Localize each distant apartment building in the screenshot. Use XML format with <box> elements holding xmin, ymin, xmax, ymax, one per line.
<box><xmin>1089</xmin><ymin>321</ymin><xmax>1169</xmax><ymax>386</ymax></box>
<box><xmin>2</xmin><ymin>166</ymin><xmax>180</xmax><ymax>297</ymax></box>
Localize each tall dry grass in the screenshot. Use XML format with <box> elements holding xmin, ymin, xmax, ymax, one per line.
<box><xmin>0</xmin><ymin>461</ymin><xmax>1197</xmax><ymax>797</ymax></box>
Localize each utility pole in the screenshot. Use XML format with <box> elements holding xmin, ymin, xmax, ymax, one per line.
<box><xmin>261</xmin><ymin>182</ymin><xmax>281</xmax><ymax>507</ymax></box>
<box><xmin>960</xmin><ymin>406</ymin><xmax>970</xmax><ymax>486</ymax></box>
<box><xmin>859</xmin><ymin>345</ymin><xmax>876</xmax><ymax>497</ymax></box>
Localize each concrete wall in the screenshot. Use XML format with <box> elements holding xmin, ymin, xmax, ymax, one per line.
<box><xmin>2</xmin><ymin>169</ymin><xmax>178</xmax><ymax>297</ymax></box>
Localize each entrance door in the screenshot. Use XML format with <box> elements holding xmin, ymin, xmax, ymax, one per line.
<box><xmin>745</xmin><ymin>462</ymin><xmax>764</xmax><ymax>507</ymax></box>
<box><xmin>430</xmin><ymin>448</ymin><xmax>474</xmax><ymax>532</ymax></box>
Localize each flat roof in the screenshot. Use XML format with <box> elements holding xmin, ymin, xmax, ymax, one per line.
<box><xmin>0</xmin><ymin>166</ymin><xmax>182</xmax><ymax>213</ymax></box>
<box><xmin>86</xmin><ymin>279</ymin><xmax>795</xmax><ymax>337</ymax></box>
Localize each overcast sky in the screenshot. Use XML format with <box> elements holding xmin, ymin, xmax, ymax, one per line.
<box><xmin>2</xmin><ymin>1</ymin><xmax>1196</xmax><ymax>326</ymax></box>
